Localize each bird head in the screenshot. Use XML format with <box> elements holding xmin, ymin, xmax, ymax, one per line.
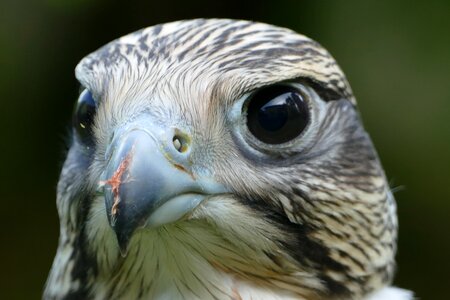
<box><xmin>46</xmin><ymin>19</ymin><xmax>398</xmax><ymax>300</ymax></box>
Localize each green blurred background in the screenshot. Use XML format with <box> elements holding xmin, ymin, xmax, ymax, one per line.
<box><xmin>1</xmin><ymin>0</ymin><xmax>449</xmax><ymax>298</ymax></box>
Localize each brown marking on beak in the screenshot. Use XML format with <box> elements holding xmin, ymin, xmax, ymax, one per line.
<box><xmin>101</xmin><ymin>146</ymin><xmax>135</xmax><ymax>218</ymax></box>
<box><xmin>173</xmin><ymin>163</ymin><xmax>196</xmax><ymax>180</ymax></box>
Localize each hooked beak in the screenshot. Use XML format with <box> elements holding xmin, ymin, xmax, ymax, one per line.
<box><xmin>100</xmin><ymin>126</ymin><xmax>226</xmax><ymax>255</ymax></box>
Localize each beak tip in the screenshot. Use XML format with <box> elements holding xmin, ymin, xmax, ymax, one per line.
<box><xmin>115</xmin><ymin>229</ymin><xmax>131</xmax><ymax>257</ymax></box>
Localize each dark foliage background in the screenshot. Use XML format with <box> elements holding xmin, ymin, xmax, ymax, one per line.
<box><xmin>1</xmin><ymin>0</ymin><xmax>449</xmax><ymax>298</ymax></box>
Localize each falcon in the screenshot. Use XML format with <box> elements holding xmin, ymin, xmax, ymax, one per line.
<box><xmin>44</xmin><ymin>19</ymin><xmax>412</xmax><ymax>300</ymax></box>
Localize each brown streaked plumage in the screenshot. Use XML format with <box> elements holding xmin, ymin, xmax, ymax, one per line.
<box><xmin>44</xmin><ymin>19</ymin><xmax>412</xmax><ymax>300</ymax></box>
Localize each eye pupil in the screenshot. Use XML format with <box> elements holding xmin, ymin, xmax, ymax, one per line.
<box><xmin>259</xmin><ymin>93</ymin><xmax>291</xmax><ymax>131</ymax></box>
<box><xmin>73</xmin><ymin>89</ymin><xmax>97</xmax><ymax>144</ymax></box>
<box><xmin>247</xmin><ymin>86</ymin><xmax>309</xmax><ymax>144</ymax></box>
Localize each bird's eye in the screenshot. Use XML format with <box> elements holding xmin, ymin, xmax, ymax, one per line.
<box><xmin>73</xmin><ymin>89</ymin><xmax>97</xmax><ymax>144</ymax></box>
<box><xmin>246</xmin><ymin>85</ymin><xmax>310</xmax><ymax>144</ymax></box>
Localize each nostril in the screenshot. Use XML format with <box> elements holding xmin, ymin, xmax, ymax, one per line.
<box><xmin>172</xmin><ymin>134</ymin><xmax>189</xmax><ymax>153</ymax></box>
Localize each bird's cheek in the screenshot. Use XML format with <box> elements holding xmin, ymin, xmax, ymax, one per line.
<box><xmin>98</xmin><ymin>124</ymin><xmax>228</xmax><ymax>255</ymax></box>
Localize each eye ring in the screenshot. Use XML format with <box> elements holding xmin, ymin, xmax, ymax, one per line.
<box><xmin>73</xmin><ymin>89</ymin><xmax>97</xmax><ymax>145</ymax></box>
<box><xmin>244</xmin><ymin>84</ymin><xmax>310</xmax><ymax>145</ymax></box>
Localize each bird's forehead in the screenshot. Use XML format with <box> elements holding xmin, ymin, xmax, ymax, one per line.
<box><xmin>75</xmin><ymin>19</ymin><xmax>353</xmax><ymax>106</ymax></box>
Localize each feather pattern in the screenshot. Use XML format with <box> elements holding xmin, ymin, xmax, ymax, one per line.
<box><xmin>45</xmin><ymin>19</ymin><xmax>412</xmax><ymax>299</ymax></box>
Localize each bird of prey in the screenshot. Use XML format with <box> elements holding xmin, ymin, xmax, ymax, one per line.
<box><xmin>44</xmin><ymin>19</ymin><xmax>412</xmax><ymax>300</ymax></box>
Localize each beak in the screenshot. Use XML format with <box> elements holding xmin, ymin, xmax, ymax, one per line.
<box><xmin>100</xmin><ymin>125</ymin><xmax>226</xmax><ymax>255</ymax></box>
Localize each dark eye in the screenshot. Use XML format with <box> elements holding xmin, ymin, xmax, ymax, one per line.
<box><xmin>73</xmin><ymin>89</ymin><xmax>97</xmax><ymax>144</ymax></box>
<box><xmin>246</xmin><ymin>85</ymin><xmax>310</xmax><ymax>144</ymax></box>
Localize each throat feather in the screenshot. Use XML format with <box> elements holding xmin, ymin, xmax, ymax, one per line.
<box><xmin>88</xmin><ymin>218</ymin><xmax>317</xmax><ymax>299</ymax></box>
